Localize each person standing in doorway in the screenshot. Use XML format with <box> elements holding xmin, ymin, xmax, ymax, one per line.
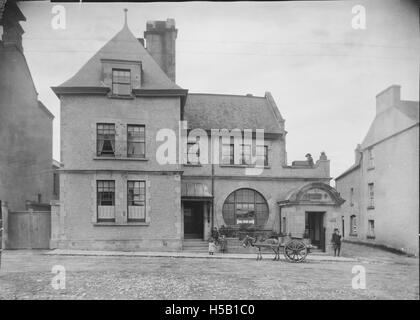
<box><xmin>331</xmin><ymin>228</ymin><xmax>342</xmax><ymax>257</ymax></box>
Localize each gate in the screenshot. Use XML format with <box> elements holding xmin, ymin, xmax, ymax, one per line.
<box><xmin>7</xmin><ymin>210</ymin><xmax>51</xmax><ymax>249</ymax></box>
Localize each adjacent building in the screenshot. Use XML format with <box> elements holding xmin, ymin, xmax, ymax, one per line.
<box><xmin>335</xmin><ymin>85</ymin><xmax>419</xmax><ymax>256</ymax></box>
<box><xmin>0</xmin><ymin>0</ymin><xmax>56</xmax><ymax>212</ymax></box>
<box><xmin>51</xmin><ymin>14</ymin><xmax>345</xmax><ymax>252</ymax></box>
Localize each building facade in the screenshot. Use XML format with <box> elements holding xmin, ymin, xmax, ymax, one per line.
<box><xmin>335</xmin><ymin>85</ymin><xmax>419</xmax><ymax>256</ymax></box>
<box><xmin>51</xmin><ymin>15</ymin><xmax>344</xmax><ymax>252</ymax></box>
<box><xmin>0</xmin><ymin>0</ymin><xmax>55</xmax><ymax>212</ymax></box>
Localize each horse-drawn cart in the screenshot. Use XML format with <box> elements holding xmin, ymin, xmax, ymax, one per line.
<box><xmin>242</xmin><ymin>235</ymin><xmax>311</xmax><ymax>263</ymax></box>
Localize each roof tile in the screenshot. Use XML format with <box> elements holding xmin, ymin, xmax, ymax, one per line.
<box><xmin>184</xmin><ymin>93</ymin><xmax>284</xmax><ymax>134</ymax></box>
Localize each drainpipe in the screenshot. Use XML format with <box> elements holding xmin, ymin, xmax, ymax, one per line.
<box><xmin>278</xmin><ymin>205</ymin><xmax>282</xmax><ymax>235</ymax></box>
<box><xmin>211</xmin><ymin>163</ymin><xmax>215</xmax><ymax>230</ymax></box>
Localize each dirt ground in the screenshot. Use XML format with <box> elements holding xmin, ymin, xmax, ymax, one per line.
<box><xmin>0</xmin><ymin>242</ymin><xmax>418</xmax><ymax>300</ymax></box>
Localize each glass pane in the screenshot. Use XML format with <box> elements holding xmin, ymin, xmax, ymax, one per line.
<box><xmin>113</xmin><ymin>83</ymin><xmax>131</xmax><ymax>95</ymax></box>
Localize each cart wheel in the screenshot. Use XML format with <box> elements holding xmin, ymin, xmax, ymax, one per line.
<box><xmin>284</xmin><ymin>240</ymin><xmax>308</xmax><ymax>263</ymax></box>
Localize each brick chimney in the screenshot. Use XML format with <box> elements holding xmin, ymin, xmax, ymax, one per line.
<box><xmin>144</xmin><ymin>19</ymin><xmax>177</xmax><ymax>82</ymax></box>
<box><xmin>376</xmin><ymin>85</ymin><xmax>401</xmax><ymax>115</ymax></box>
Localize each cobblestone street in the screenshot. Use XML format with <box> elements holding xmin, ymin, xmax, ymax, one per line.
<box><xmin>0</xmin><ymin>243</ymin><xmax>418</xmax><ymax>300</ymax></box>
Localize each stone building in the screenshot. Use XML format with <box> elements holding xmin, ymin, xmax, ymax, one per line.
<box><xmin>0</xmin><ymin>0</ymin><xmax>55</xmax><ymax>212</ymax></box>
<box><xmin>335</xmin><ymin>85</ymin><xmax>419</xmax><ymax>256</ymax></box>
<box><xmin>51</xmin><ymin>14</ymin><xmax>344</xmax><ymax>252</ymax></box>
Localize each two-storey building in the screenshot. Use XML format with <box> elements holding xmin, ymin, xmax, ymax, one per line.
<box><xmin>51</xmin><ymin>13</ymin><xmax>344</xmax><ymax>252</ymax></box>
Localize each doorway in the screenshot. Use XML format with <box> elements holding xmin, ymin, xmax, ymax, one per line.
<box><xmin>305</xmin><ymin>212</ymin><xmax>325</xmax><ymax>248</ymax></box>
<box><xmin>183</xmin><ymin>201</ymin><xmax>204</xmax><ymax>239</ymax></box>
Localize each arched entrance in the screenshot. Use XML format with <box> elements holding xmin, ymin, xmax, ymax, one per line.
<box><xmin>278</xmin><ymin>182</ymin><xmax>345</xmax><ymax>252</ymax></box>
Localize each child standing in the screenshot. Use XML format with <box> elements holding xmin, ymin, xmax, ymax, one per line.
<box><xmin>208</xmin><ymin>238</ymin><xmax>216</xmax><ymax>255</ymax></box>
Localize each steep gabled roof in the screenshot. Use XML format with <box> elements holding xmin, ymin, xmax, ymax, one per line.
<box><xmin>0</xmin><ymin>0</ymin><xmax>25</xmax><ymax>25</ymax></box>
<box><xmin>184</xmin><ymin>92</ymin><xmax>284</xmax><ymax>134</ymax></box>
<box><xmin>361</xmin><ymin>100</ymin><xmax>419</xmax><ymax>149</ymax></box>
<box><xmin>58</xmin><ymin>22</ymin><xmax>181</xmax><ymax>90</ymax></box>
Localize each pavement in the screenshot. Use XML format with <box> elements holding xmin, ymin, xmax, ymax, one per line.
<box><xmin>44</xmin><ymin>249</ymin><xmax>357</xmax><ymax>262</ymax></box>
<box><xmin>1</xmin><ymin>243</ymin><xmax>417</xmax><ymax>299</ymax></box>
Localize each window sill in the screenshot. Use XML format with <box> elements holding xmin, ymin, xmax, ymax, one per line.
<box><xmin>366</xmin><ymin>235</ymin><xmax>376</xmax><ymax>239</ymax></box>
<box><xmin>183</xmin><ymin>163</ymin><xmax>202</xmax><ymax>167</ymax></box>
<box><xmin>349</xmin><ymin>233</ymin><xmax>358</xmax><ymax>237</ymax></box>
<box><xmin>94</xmin><ymin>156</ymin><xmax>149</xmax><ymax>161</ymax></box>
<box><xmin>367</xmin><ymin>166</ymin><xmax>375</xmax><ymax>171</ymax></box>
<box><xmin>219</xmin><ymin>164</ymin><xmax>270</xmax><ymax>169</ymax></box>
<box><xmin>94</xmin><ymin>222</ymin><xmax>150</xmax><ymax>226</ymax></box>
<box><xmin>367</xmin><ymin>206</ymin><xmax>375</xmax><ymax>210</ymax></box>
<box><xmin>108</xmin><ymin>94</ymin><xmax>135</xmax><ymax>100</ymax></box>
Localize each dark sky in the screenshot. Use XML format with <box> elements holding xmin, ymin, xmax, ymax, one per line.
<box><xmin>18</xmin><ymin>0</ymin><xmax>419</xmax><ymax>180</ymax></box>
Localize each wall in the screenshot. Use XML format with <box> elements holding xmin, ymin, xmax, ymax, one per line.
<box><xmin>182</xmin><ymin>177</ymin><xmax>331</xmax><ymax>236</ymax></box>
<box><xmin>335</xmin><ymin>166</ymin><xmax>361</xmax><ymax>239</ymax></box>
<box><xmin>61</xmin><ymin>95</ymin><xmax>181</xmax><ymax>172</ymax></box>
<box><xmin>53</xmin><ymin>172</ymin><xmax>181</xmax><ymax>251</ymax></box>
<box><xmin>57</xmin><ymin>93</ymin><xmax>183</xmax><ymax>250</ymax></box>
<box><xmin>0</xmin><ymin>43</ymin><xmax>54</xmax><ymax>211</ymax></box>
<box><xmin>360</xmin><ymin>125</ymin><xmax>419</xmax><ymax>255</ymax></box>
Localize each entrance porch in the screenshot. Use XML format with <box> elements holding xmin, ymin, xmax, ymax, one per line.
<box><xmin>181</xmin><ymin>182</ymin><xmax>213</xmax><ymax>241</ymax></box>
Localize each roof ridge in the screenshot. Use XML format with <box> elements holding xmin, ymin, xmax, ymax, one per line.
<box><xmin>189</xmin><ymin>92</ymin><xmax>265</xmax><ymax>99</ymax></box>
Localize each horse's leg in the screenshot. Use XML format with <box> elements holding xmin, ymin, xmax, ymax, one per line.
<box><xmin>271</xmin><ymin>247</ymin><xmax>276</xmax><ymax>261</ymax></box>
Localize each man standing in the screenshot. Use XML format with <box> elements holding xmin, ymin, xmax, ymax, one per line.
<box><xmin>331</xmin><ymin>228</ymin><xmax>342</xmax><ymax>257</ymax></box>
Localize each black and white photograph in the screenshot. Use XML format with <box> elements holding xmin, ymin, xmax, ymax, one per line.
<box><xmin>0</xmin><ymin>0</ymin><xmax>418</xmax><ymax>304</ymax></box>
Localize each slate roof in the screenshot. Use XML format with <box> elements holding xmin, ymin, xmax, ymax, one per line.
<box><xmin>184</xmin><ymin>93</ymin><xmax>284</xmax><ymax>134</ymax></box>
<box><xmin>58</xmin><ymin>22</ymin><xmax>181</xmax><ymax>90</ymax></box>
<box><xmin>361</xmin><ymin>100</ymin><xmax>419</xmax><ymax>149</ymax></box>
<box><xmin>334</xmin><ymin>160</ymin><xmax>361</xmax><ymax>181</ymax></box>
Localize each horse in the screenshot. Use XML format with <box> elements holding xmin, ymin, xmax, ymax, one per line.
<box><xmin>242</xmin><ymin>235</ymin><xmax>281</xmax><ymax>261</ymax></box>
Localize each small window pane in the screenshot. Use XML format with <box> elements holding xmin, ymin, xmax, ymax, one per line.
<box><xmin>97</xmin><ymin>124</ymin><xmax>115</xmax><ymax>156</ymax></box>
<box><xmin>112</xmin><ymin>69</ymin><xmax>131</xmax><ymax>95</ymax></box>
<box><xmin>127</xmin><ymin>125</ymin><xmax>146</xmax><ymax>158</ymax></box>
<box><xmin>127</xmin><ymin>180</ymin><xmax>146</xmax><ymax>222</ymax></box>
<box><xmin>97</xmin><ymin>180</ymin><xmax>115</xmax><ymax>222</ymax></box>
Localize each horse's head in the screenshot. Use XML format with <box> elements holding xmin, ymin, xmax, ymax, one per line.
<box><xmin>242</xmin><ymin>235</ymin><xmax>255</xmax><ymax>248</ymax></box>
<box><xmin>242</xmin><ymin>235</ymin><xmax>251</xmax><ymax>248</ymax></box>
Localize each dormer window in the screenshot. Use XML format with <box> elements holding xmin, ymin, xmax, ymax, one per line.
<box><xmin>100</xmin><ymin>59</ymin><xmax>141</xmax><ymax>97</ymax></box>
<box><xmin>112</xmin><ymin>69</ymin><xmax>131</xmax><ymax>95</ymax></box>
